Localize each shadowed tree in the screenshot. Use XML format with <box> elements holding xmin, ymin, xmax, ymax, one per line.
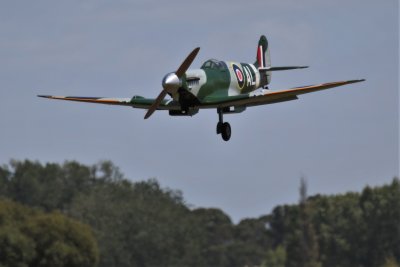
<box><xmin>284</xmin><ymin>178</ymin><xmax>321</xmax><ymax>267</ymax></box>
<box><xmin>1</xmin><ymin>160</ymin><xmax>399</xmax><ymax>267</ymax></box>
<box><xmin>0</xmin><ymin>199</ymin><xmax>99</xmax><ymax>267</ymax></box>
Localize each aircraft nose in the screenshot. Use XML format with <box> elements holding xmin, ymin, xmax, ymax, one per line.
<box><xmin>162</xmin><ymin>73</ymin><xmax>181</xmax><ymax>93</ymax></box>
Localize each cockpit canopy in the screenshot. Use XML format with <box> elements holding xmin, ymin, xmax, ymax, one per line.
<box><xmin>201</xmin><ymin>59</ymin><xmax>226</xmax><ymax>70</ymax></box>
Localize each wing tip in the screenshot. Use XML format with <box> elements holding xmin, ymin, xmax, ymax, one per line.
<box><xmin>348</xmin><ymin>79</ymin><xmax>366</xmax><ymax>84</ymax></box>
<box><xmin>37</xmin><ymin>95</ymin><xmax>51</xmax><ymax>98</ymax></box>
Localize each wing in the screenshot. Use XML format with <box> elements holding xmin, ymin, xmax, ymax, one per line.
<box><xmin>38</xmin><ymin>79</ymin><xmax>364</xmax><ymax>112</ymax></box>
<box><xmin>37</xmin><ymin>95</ymin><xmax>134</xmax><ymax>106</ymax></box>
<box><xmin>37</xmin><ymin>95</ymin><xmax>182</xmax><ymax>110</ymax></box>
<box><xmin>200</xmin><ymin>79</ymin><xmax>365</xmax><ymax>108</ymax></box>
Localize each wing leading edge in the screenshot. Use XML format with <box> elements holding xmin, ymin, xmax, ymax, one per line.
<box><xmin>37</xmin><ymin>95</ymin><xmax>132</xmax><ymax>106</ymax></box>
<box><xmin>37</xmin><ymin>95</ymin><xmax>181</xmax><ymax>110</ymax></box>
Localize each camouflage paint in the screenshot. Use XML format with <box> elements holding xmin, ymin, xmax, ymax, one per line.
<box><xmin>182</xmin><ymin>60</ymin><xmax>262</xmax><ymax>104</ymax></box>
<box><xmin>39</xmin><ymin>35</ymin><xmax>364</xmax><ymax>121</ymax></box>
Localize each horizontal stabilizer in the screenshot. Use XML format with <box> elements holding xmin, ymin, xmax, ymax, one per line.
<box><xmin>258</xmin><ymin>66</ymin><xmax>308</xmax><ymax>71</ymax></box>
<box><xmin>259</xmin><ymin>66</ymin><xmax>308</xmax><ymax>71</ymax></box>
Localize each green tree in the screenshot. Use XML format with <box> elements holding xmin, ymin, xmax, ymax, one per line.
<box><xmin>24</xmin><ymin>212</ymin><xmax>99</xmax><ymax>267</ymax></box>
<box><xmin>2</xmin><ymin>160</ymin><xmax>399</xmax><ymax>267</ymax></box>
<box><xmin>231</xmin><ymin>217</ymin><xmax>271</xmax><ymax>266</ymax></box>
<box><xmin>359</xmin><ymin>178</ymin><xmax>400</xmax><ymax>267</ymax></box>
<box><xmin>262</xmin><ymin>245</ymin><xmax>286</xmax><ymax>267</ymax></box>
<box><xmin>190</xmin><ymin>208</ymin><xmax>233</xmax><ymax>266</ymax></box>
<box><xmin>285</xmin><ymin>178</ymin><xmax>321</xmax><ymax>267</ymax></box>
<box><xmin>0</xmin><ymin>164</ymin><xmax>10</xmax><ymax>197</ymax></box>
<box><xmin>68</xmin><ymin>178</ymin><xmax>194</xmax><ymax>267</ymax></box>
<box><xmin>311</xmin><ymin>192</ymin><xmax>362</xmax><ymax>266</ymax></box>
<box><xmin>0</xmin><ymin>199</ymin><xmax>99</xmax><ymax>267</ymax></box>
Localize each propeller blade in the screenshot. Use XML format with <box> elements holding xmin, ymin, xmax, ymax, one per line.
<box><xmin>144</xmin><ymin>90</ymin><xmax>168</xmax><ymax>119</ymax></box>
<box><xmin>175</xmin><ymin>47</ymin><xmax>200</xmax><ymax>78</ymax></box>
<box><xmin>144</xmin><ymin>47</ymin><xmax>200</xmax><ymax>119</ymax></box>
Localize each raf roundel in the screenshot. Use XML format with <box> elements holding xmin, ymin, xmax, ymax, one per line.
<box><xmin>236</xmin><ymin>68</ymin><xmax>243</xmax><ymax>81</ymax></box>
<box><xmin>232</xmin><ymin>64</ymin><xmax>245</xmax><ymax>89</ymax></box>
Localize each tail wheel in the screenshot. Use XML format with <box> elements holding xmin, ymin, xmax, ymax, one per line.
<box><xmin>221</xmin><ymin>122</ymin><xmax>231</xmax><ymax>141</ymax></box>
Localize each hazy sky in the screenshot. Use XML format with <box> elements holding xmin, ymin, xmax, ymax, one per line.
<box><xmin>0</xmin><ymin>0</ymin><xmax>398</xmax><ymax>222</ymax></box>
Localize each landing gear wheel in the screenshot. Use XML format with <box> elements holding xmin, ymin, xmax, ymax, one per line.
<box><xmin>221</xmin><ymin>122</ymin><xmax>231</xmax><ymax>141</ymax></box>
<box><xmin>216</xmin><ymin>108</ymin><xmax>231</xmax><ymax>141</ymax></box>
<box><xmin>216</xmin><ymin>122</ymin><xmax>223</xmax><ymax>134</ymax></box>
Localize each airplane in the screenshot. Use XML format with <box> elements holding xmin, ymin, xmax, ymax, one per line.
<box><xmin>38</xmin><ymin>35</ymin><xmax>364</xmax><ymax>141</ymax></box>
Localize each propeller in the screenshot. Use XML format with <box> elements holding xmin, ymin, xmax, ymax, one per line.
<box><xmin>144</xmin><ymin>47</ymin><xmax>200</xmax><ymax>119</ymax></box>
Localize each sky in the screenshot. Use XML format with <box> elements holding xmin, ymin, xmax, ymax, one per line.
<box><xmin>0</xmin><ymin>0</ymin><xmax>398</xmax><ymax>223</ymax></box>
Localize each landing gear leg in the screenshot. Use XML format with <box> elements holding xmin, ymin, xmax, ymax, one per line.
<box><xmin>216</xmin><ymin>108</ymin><xmax>231</xmax><ymax>141</ymax></box>
<box><xmin>216</xmin><ymin>109</ymin><xmax>223</xmax><ymax>134</ymax></box>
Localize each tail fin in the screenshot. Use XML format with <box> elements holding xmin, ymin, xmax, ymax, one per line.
<box><xmin>256</xmin><ymin>35</ymin><xmax>272</xmax><ymax>84</ymax></box>
<box><xmin>256</xmin><ymin>35</ymin><xmax>271</xmax><ymax>69</ymax></box>
<box><xmin>255</xmin><ymin>35</ymin><xmax>308</xmax><ymax>86</ymax></box>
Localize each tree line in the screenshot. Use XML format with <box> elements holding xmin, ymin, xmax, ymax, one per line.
<box><xmin>0</xmin><ymin>160</ymin><xmax>398</xmax><ymax>267</ymax></box>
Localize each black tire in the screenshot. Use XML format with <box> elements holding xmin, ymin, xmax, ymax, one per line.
<box><xmin>216</xmin><ymin>122</ymin><xmax>223</xmax><ymax>134</ymax></box>
<box><xmin>221</xmin><ymin>122</ymin><xmax>231</xmax><ymax>141</ymax></box>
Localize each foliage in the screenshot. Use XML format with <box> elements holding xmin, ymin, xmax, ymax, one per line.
<box><xmin>0</xmin><ymin>160</ymin><xmax>399</xmax><ymax>267</ymax></box>
<box><xmin>268</xmin><ymin>178</ymin><xmax>400</xmax><ymax>267</ymax></box>
<box><xmin>285</xmin><ymin>178</ymin><xmax>321</xmax><ymax>267</ymax></box>
<box><xmin>0</xmin><ymin>199</ymin><xmax>99</xmax><ymax>267</ymax></box>
<box><xmin>262</xmin><ymin>245</ymin><xmax>286</xmax><ymax>267</ymax></box>
<box><xmin>382</xmin><ymin>256</ymin><xmax>400</xmax><ymax>267</ymax></box>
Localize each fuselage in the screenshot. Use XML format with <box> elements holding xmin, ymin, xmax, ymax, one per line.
<box><xmin>177</xmin><ymin>59</ymin><xmax>265</xmax><ymax>103</ymax></box>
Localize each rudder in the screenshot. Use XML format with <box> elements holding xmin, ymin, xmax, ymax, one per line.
<box><xmin>256</xmin><ymin>35</ymin><xmax>272</xmax><ymax>85</ymax></box>
<box><xmin>256</xmin><ymin>35</ymin><xmax>271</xmax><ymax>69</ymax></box>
